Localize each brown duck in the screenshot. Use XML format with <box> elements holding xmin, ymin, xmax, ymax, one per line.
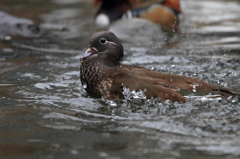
<box><xmin>80</xmin><ymin>31</ymin><xmax>237</xmax><ymax>102</ymax></box>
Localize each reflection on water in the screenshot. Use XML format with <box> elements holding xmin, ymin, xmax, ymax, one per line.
<box><xmin>0</xmin><ymin>0</ymin><xmax>240</xmax><ymax>158</ymax></box>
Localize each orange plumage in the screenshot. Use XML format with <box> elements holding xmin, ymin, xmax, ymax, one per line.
<box><xmin>163</xmin><ymin>0</ymin><xmax>181</xmax><ymax>13</ymax></box>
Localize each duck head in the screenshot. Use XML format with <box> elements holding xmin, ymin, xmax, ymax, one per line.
<box><xmin>81</xmin><ymin>31</ymin><xmax>124</xmax><ymax>67</ymax></box>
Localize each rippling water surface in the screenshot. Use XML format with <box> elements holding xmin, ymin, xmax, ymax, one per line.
<box><xmin>0</xmin><ymin>0</ymin><xmax>240</xmax><ymax>158</ymax></box>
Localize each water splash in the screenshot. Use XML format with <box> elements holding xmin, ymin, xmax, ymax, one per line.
<box><xmin>122</xmin><ymin>86</ymin><xmax>147</xmax><ymax>101</ymax></box>
<box><xmin>190</xmin><ymin>83</ymin><xmax>199</xmax><ymax>92</ymax></box>
<box><xmin>83</xmin><ymin>84</ymin><xmax>87</xmax><ymax>89</ymax></box>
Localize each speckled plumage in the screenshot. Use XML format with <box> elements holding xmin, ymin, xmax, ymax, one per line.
<box><xmin>80</xmin><ymin>59</ymin><xmax>114</xmax><ymax>98</ymax></box>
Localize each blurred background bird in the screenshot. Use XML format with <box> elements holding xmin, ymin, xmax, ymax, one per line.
<box><xmin>93</xmin><ymin>0</ymin><xmax>181</xmax><ymax>34</ymax></box>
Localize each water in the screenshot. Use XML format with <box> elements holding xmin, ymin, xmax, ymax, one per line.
<box><xmin>0</xmin><ymin>0</ymin><xmax>240</xmax><ymax>158</ymax></box>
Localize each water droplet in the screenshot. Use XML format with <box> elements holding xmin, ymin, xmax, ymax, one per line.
<box><xmin>110</xmin><ymin>100</ymin><xmax>117</xmax><ymax>107</ymax></box>
<box><xmin>83</xmin><ymin>84</ymin><xmax>87</xmax><ymax>88</ymax></box>
<box><xmin>99</xmin><ymin>152</ymin><xmax>108</xmax><ymax>158</ymax></box>
<box><xmin>4</xmin><ymin>36</ymin><xmax>11</xmax><ymax>40</ymax></box>
<box><xmin>191</xmin><ymin>84</ymin><xmax>199</xmax><ymax>92</ymax></box>
<box><xmin>231</xmin><ymin>97</ymin><xmax>238</xmax><ymax>103</ymax></box>
<box><xmin>70</xmin><ymin>149</ymin><xmax>78</xmax><ymax>155</ymax></box>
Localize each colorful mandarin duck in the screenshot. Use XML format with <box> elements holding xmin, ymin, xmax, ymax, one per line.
<box><xmin>93</xmin><ymin>0</ymin><xmax>181</xmax><ymax>33</ymax></box>
<box><xmin>80</xmin><ymin>31</ymin><xmax>238</xmax><ymax>102</ymax></box>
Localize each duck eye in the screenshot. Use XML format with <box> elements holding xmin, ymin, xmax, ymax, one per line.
<box><xmin>99</xmin><ymin>38</ymin><xmax>107</xmax><ymax>45</ymax></box>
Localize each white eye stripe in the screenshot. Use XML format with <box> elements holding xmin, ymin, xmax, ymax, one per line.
<box><xmin>99</xmin><ymin>38</ymin><xmax>117</xmax><ymax>46</ymax></box>
<box><xmin>107</xmin><ymin>41</ymin><xmax>117</xmax><ymax>46</ymax></box>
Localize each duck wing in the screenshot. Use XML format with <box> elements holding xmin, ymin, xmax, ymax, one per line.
<box><xmin>106</xmin><ymin>65</ymin><xmax>237</xmax><ymax>102</ymax></box>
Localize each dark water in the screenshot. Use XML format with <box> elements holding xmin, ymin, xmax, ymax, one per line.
<box><xmin>1</xmin><ymin>0</ymin><xmax>240</xmax><ymax>158</ymax></box>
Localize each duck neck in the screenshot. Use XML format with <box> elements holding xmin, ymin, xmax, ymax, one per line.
<box><xmin>81</xmin><ymin>57</ymin><xmax>120</xmax><ymax>72</ymax></box>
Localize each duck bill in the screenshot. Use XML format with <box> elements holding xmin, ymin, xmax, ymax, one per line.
<box><xmin>80</xmin><ymin>47</ymin><xmax>98</xmax><ymax>61</ymax></box>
